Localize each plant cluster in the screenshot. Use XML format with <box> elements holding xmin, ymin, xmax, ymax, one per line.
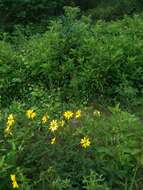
<box><xmin>0</xmin><ymin>104</ymin><xmax>143</xmax><ymax>189</ymax></box>
<box><xmin>1</xmin><ymin>7</ymin><xmax>143</xmax><ymax>107</ymax></box>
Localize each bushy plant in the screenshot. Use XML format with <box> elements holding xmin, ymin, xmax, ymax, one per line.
<box><xmin>0</xmin><ymin>41</ymin><xmax>19</xmax><ymax>106</ymax></box>
<box><xmin>1</xmin><ymin>7</ymin><xmax>143</xmax><ymax>107</ymax></box>
<box><xmin>20</xmin><ymin>7</ymin><xmax>143</xmax><ymax>105</ymax></box>
<box><xmin>0</xmin><ymin>104</ymin><xmax>143</xmax><ymax>189</ymax></box>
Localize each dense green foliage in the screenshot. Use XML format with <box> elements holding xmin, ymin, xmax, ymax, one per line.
<box><xmin>87</xmin><ymin>0</ymin><xmax>143</xmax><ymax>20</ymax></box>
<box><xmin>1</xmin><ymin>7</ymin><xmax>143</xmax><ymax>107</ymax></box>
<box><xmin>0</xmin><ymin>0</ymin><xmax>143</xmax><ymax>31</ymax></box>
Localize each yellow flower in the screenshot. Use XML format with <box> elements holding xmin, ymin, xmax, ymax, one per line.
<box><xmin>51</xmin><ymin>137</ymin><xmax>56</xmax><ymax>144</ymax></box>
<box><xmin>80</xmin><ymin>137</ymin><xmax>91</xmax><ymax>148</ymax></box>
<box><xmin>41</xmin><ymin>114</ymin><xmax>48</xmax><ymax>124</ymax></box>
<box><xmin>93</xmin><ymin>110</ymin><xmax>101</xmax><ymax>117</ymax></box>
<box><xmin>10</xmin><ymin>174</ymin><xmax>19</xmax><ymax>188</ymax></box>
<box><xmin>26</xmin><ymin>109</ymin><xmax>36</xmax><ymax>119</ymax></box>
<box><xmin>59</xmin><ymin>120</ymin><xmax>65</xmax><ymax>127</ymax></box>
<box><xmin>5</xmin><ymin>114</ymin><xmax>15</xmax><ymax>135</ymax></box>
<box><xmin>63</xmin><ymin>111</ymin><xmax>73</xmax><ymax>120</ymax></box>
<box><xmin>75</xmin><ymin>110</ymin><xmax>81</xmax><ymax>118</ymax></box>
<box><xmin>7</xmin><ymin>114</ymin><xmax>15</xmax><ymax>127</ymax></box>
<box><xmin>49</xmin><ymin>120</ymin><xmax>58</xmax><ymax>132</ymax></box>
<box><xmin>5</xmin><ymin>125</ymin><xmax>12</xmax><ymax>135</ymax></box>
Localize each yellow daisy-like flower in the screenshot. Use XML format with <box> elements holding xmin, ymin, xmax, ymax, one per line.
<box><xmin>59</xmin><ymin>120</ymin><xmax>65</xmax><ymax>127</ymax></box>
<box><xmin>93</xmin><ymin>110</ymin><xmax>101</xmax><ymax>117</ymax></box>
<box><xmin>5</xmin><ymin>114</ymin><xmax>15</xmax><ymax>135</ymax></box>
<box><xmin>49</xmin><ymin>120</ymin><xmax>58</xmax><ymax>132</ymax></box>
<box><xmin>26</xmin><ymin>109</ymin><xmax>36</xmax><ymax>119</ymax></box>
<box><xmin>7</xmin><ymin>114</ymin><xmax>15</xmax><ymax>126</ymax></box>
<box><xmin>80</xmin><ymin>137</ymin><xmax>91</xmax><ymax>148</ymax></box>
<box><xmin>41</xmin><ymin>114</ymin><xmax>48</xmax><ymax>124</ymax></box>
<box><xmin>63</xmin><ymin>111</ymin><xmax>73</xmax><ymax>120</ymax></box>
<box><xmin>75</xmin><ymin>110</ymin><xmax>81</xmax><ymax>118</ymax></box>
<box><xmin>10</xmin><ymin>174</ymin><xmax>19</xmax><ymax>188</ymax></box>
<box><xmin>51</xmin><ymin>137</ymin><xmax>56</xmax><ymax>144</ymax></box>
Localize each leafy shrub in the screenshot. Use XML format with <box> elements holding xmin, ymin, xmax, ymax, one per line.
<box><xmin>1</xmin><ymin>7</ymin><xmax>143</xmax><ymax>107</ymax></box>
<box><xmin>21</xmin><ymin>7</ymin><xmax>143</xmax><ymax>104</ymax></box>
<box><xmin>0</xmin><ymin>40</ymin><xmax>28</xmax><ymax>107</ymax></box>
<box><xmin>0</xmin><ymin>42</ymin><xmax>18</xmax><ymax>106</ymax></box>
<box><xmin>0</xmin><ymin>104</ymin><xmax>143</xmax><ymax>189</ymax></box>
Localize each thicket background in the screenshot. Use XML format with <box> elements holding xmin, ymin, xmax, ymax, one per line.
<box><xmin>0</xmin><ymin>0</ymin><xmax>143</xmax><ymax>31</ymax></box>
